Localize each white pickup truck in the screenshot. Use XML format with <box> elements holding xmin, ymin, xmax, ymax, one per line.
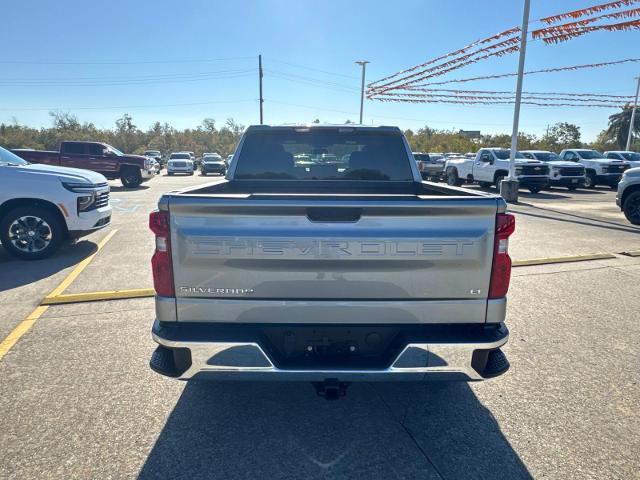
<box><xmin>0</xmin><ymin>146</ymin><xmax>112</xmax><ymax>260</ymax></box>
<box><xmin>148</xmin><ymin>125</ymin><xmax>515</xmax><ymax>398</ymax></box>
<box><xmin>559</xmin><ymin>149</ymin><xmax>630</xmax><ymax>189</ymax></box>
<box><xmin>521</xmin><ymin>150</ymin><xmax>586</xmax><ymax>190</ymax></box>
<box><xmin>445</xmin><ymin>148</ymin><xmax>550</xmax><ymax>193</ymax></box>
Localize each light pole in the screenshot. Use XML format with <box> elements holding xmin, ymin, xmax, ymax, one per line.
<box><xmin>356</xmin><ymin>61</ymin><xmax>369</xmax><ymax>124</ymax></box>
<box><xmin>501</xmin><ymin>0</ymin><xmax>531</xmax><ymax>203</ymax></box>
<box><xmin>625</xmin><ymin>76</ymin><xmax>640</xmax><ymax>151</ymax></box>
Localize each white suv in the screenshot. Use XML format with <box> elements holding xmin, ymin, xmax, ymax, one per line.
<box><xmin>559</xmin><ymin>149</ymin><xmax>630</xmax><ymax>189</ymax></box>
<box><xmin>0</xmin><ymin>146</ymin><xmax>112</xmax><ymax>260</ymax></box>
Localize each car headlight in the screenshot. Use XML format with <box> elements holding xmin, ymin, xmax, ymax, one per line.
<box><xmin>515</xmin><ymin>167</ymin><xmax>523</xmax><ymax>175</ymax></box>
<box><xmin>62</xmin><ymin>182</ymin><xmax>96</xmax><ymax>193</ymax></box>
<box><xmin>77</xmin><ymin>193</ymin><xmax>96</xmax><ymax>212</ymax></box>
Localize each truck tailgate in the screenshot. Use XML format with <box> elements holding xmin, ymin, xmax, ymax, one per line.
<box><xmin>168</xmin><ymin>196</ymin><xmax>500</xmax><ymax>324</ymax></box>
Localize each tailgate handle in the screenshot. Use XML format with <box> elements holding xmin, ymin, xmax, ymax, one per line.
<box><xmin>306</xmin><ymin>208</ymin><xmax>362</xmax><ymax>222</ymax></box>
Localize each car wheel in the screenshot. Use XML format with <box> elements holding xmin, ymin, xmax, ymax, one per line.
<box><xmin>528</xmin><ymin>186</ymin><xmax>541</xmax><ymax>194</ymax></box>
<box><xmin>0</xmin><ymin>206</ymin><xmax>65</xmax><ymax>260</ymax></box>
<box><xmin>494</xmin><ymin>174</ymin><xmax>505</xmax><ymax>190</ymax></box>
<box><xmin>446</xmin><ymin>168</ymin><xmax>462</xmax><ymax>187</ymax></box>
<box><xmin>623</xmin><ymin>191</ymin><xmax>640</xmax><ymax>225</ymax></box>
<box><xmin>584</xmin><ymin>172</ymin><xmax>596</xmax><ymax>189</ymax></box>
<box><xmin>120</xmin><ymin>166</ymin><xmax>142</xmax><ymax>188</ymax></box>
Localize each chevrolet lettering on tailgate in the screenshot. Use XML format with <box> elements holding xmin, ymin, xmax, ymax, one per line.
<box><xmin>189</xmin><ymin>238</ymin><xmax>477</xmax><ymax>258</ymax></box>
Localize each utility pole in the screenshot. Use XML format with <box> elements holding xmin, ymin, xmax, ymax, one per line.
<box><xmin>625</xmin><ymin>76</ymin><xmax>640</xmax><ymax>151</ymax></box>
<box><xmin>355</xmin><ymin>61</ymin><xmax>369</xmax><ymax>124</ymax></box>
<box><xmin>501</xmin><ymin>0</ymin><xmax>531</xmax><ymax>203</ymax></box>
<box><xmin>259</xmin><ymin>54</ymin><xmax>264</xmax><ymax>124</ymax></box>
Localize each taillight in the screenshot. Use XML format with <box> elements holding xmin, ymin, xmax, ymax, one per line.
<box><xmin>488</xmin><ymin>213</ymin><xmax>515</xmax><ymax>299</ymax></box>
<box><xmin>150</xmin><ymin>210</ymin><xmax>175</xmax><ymax>297</ymax></box>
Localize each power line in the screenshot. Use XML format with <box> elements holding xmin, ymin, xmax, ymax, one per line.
<box><xmin>0</xmin><ymin>99</ymin><xmax>257</xmax><ymax>112</ymax></box>
<box><xmin>269</xmin><ymin>59</ymin><xmax>360</xmax><ymax>80</ymax></box>
<box><xmin>0</xmin><ymin>56</ymin><xmax>255</xmax><ymax>65</ymax></box>
<box><xmin>265</xmin><ymin>69</ymin><xmax>359</xmax><ymax>91</ymax></box>
<box><xmin>0</xmin><ymin>70</ymin><xmax>256</xmax><ymax>87</ymax></box>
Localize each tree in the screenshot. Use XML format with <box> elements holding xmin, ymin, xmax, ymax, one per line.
<box><xmin>606</xmin><ymin>105</ymin><xmax>640</xmax><ymax>149</ymax></box>
<box><xmin>540</xmin><ymin>122</ymin><xmax>582</xmax><ymax>151</ymax></box>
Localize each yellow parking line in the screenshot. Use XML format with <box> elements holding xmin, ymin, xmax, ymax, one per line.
<box><xmin>45</xmin><ymin>229</ymin><xmax>118</xmax><ymax>300</ymax></box>
<box><xmin>0</xmin><ymin>306</ymin><xmax>49</xmax><ymax>360</ymax></box>
<box><xmin>513</xmin><ymin>252</ymin><xmax>616</xmax><ymax>267</ymax></box>
<box><xmin>42</xmin><ymin>288</ymin><xmax>155</xmax><ymax>305</ymax></box>
<box><xmin>0</xmin><ymin>229</ymin><xmax>118</xmax><ymax>362</ymax></box>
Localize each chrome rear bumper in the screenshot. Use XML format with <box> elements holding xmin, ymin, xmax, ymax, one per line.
<box><xmin>151</xmin><ymin>320</ymin><xmax>509</xmax><ymax>382</ymax></box>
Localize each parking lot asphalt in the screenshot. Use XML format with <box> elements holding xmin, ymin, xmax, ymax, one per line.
<box><xmin>1</xmin><ymin>173</ymin><xmax>639</xmax><ymax>479</ymax></box>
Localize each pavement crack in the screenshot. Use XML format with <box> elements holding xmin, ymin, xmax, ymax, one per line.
<box><xmin>367</xmin><ymin>383</ymin><xmax>447</xmax><ymax>480</ymax></box>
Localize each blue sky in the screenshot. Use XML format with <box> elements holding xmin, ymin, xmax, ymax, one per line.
<box><xmin>1</xmin><ymin>0</ymin><xmax>638</xmax><ymax>140</ymax></box>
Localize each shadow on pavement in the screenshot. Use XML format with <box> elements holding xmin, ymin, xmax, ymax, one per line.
<box><xmin>512</xmin><ymin>204</ymin><xmax>639</xmax><ymax>234</ymax></box>
<box><xmin>138</xmin><ymin>381</ymin><xmax>531</xmax><ymax>480</ymax></box>
<box><xmin>0</xmin><ymin>239</ymin><xmax>97</xmax><ymax>291</ymax></box>
<box><xmin>518</xmin><ymin>191</ymin><xmax>568</xmax><ymax>200</ymax></box>
<box><xmin>109</xmin><ymin>184</ymin><xmax>151</xmax><ymax>192</ymax></box>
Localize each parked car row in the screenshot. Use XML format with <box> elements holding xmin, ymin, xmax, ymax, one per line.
<box><xmin>166</xmin><ymin>151</ymin><xmax>230</xmax><ymax>176</ymax></box>
<box><xmin>413</xmin><ymin>148</ymin><xmax>636</xmax><ymax>193</ymax></box>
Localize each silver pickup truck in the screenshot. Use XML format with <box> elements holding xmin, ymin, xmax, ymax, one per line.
<box><xmin>149</xmin><ymin>125</ymin><xmax>514</xmax><ymax>397</ymax></box>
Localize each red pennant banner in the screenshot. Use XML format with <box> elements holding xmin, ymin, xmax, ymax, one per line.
<box><xmin>368</xmin><ymin>27</ymin><xmax>521</xmax><ymax>88</ymax></box>
<box><xmin>533</xmin><ymin>7</ymin><xmax>640</xmax><ymax>37</ymax></box>
<box><xmin>399</xmin><ymin>58</ymin><xmax>640</xmax><ymax>87</ymax></box>
<box><xmin>401</xmin><ymin>87</ymin><xmax>636</xmax><ymax>99</ymax></box>
<box><xmin>540</xmin><ymin>0</ymin><xmax>640</xmax><ymax>24</ymax></box>
<box><xmin>372</xmin><ymin>96</ymin><xmax>626</xmax><ymax>108</ymax></box>
<box><xmin>537</xmin><ymin>18</ymin><xmax>640</xmax><ymax>44</ymax></box>
<box><xmin>368</xmin><ymin>45</ymin><xmax>520</xmax><ymax>96</ymax></box>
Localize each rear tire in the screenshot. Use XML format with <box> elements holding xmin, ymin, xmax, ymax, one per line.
<box><xmin>494</xmin><ymin>174</ymin><xmax>506</xmax><ymax>190</ymax></box>
<box><xmin>584</xmin><ymin>171</ymin><xmax>596</xmax><ymax>189</ymax></box>
<box><xmin>528</xmin><ymin>186</ymin><xmax>541</xmax><ymax>194</ymax></box>
<box><xmin>623</xmin><ymin>191</ymin><xmax>640</xmax><ymax>225</ymax></box>
<box><xmin>120</xmin><ymin>166</ymin><xmax>142</xmax><ymax>188</ymax></box>
<box><xmin>0</xmin><ymin>206</ymin><xmax>65</xmax><ymax>260</ymax></box>
<box><xmin>446</xmin><ymin>168</ymin><xmax>463</xmax><ymax>187</ymax></box>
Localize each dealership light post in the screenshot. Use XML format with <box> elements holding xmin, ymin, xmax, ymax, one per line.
<box><xmin>501</xmin><ymin>0</ymin><xmax>531</xmax><ymax>203</ymax></box>
<box><xmin>356</xmin><ymin>61</ymin><xmax>369</xmax><ymax>124</ymax></box>
<box><xmin>625</xmin><ymin>76</ymin><xmax>640</xmax><ymax>151</ymax></box>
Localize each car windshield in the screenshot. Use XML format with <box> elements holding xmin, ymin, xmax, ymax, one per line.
<box><xmin>533</xmin><ymin>152</ymin><xmax>560</xmax><ymax>162</ymax></box>
<box><xmin>105</xmin><ymin>145</ymin><xmax>123</xmax><ymax>156</ymax></box>
<box><xmin>234</xmin><ymin>129</ymin><xmax>413</xmax><ymax>181</ymax></box>
<box><xmin>621</xmin><ymin>152</ymin><xmax>640</xmax><ymax>161</ymax></box>
<box><xmin>0</xmin><ymin>146</ymin><xmax>30</xmax><ymax>166</ymax></box>
<box><xmin>413</xmin><ymin>154</ymin><xmax>430</xmax><ymax>162</ymax></box>
<box><xmin>579</xmin><ymin>150</ymin><xmax>604</xmax><ymax>159</ymax></box>
<box><xmin>203</xmin><ymin>156</ymin><xmax>221</xmax><ymax>162</ymax></box>
<box><xmin>170</xmin><ymin>153</ymin><xmax>191</xmax><ymax>159</ymax></box>
<box><xmin>492</xmin><ymin>150</ymin><xmax>525</xmax><ymax>159</ymax></box>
